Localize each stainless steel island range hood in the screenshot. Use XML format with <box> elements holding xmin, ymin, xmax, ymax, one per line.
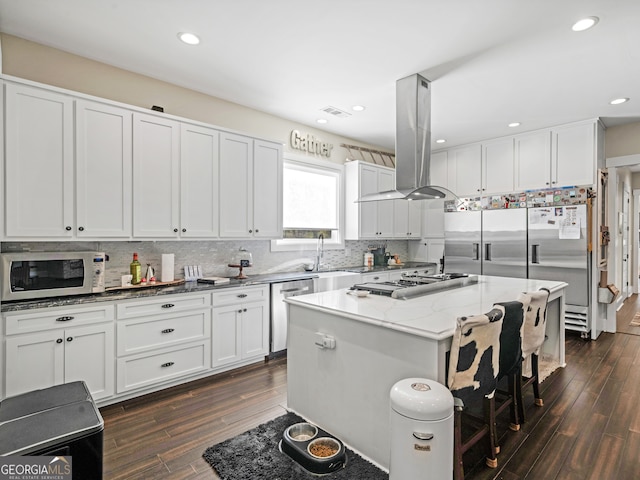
<box><xmin>357</xmin><ymin>73</ymin><xmax>453</xmax><ymax>202</ymax></box>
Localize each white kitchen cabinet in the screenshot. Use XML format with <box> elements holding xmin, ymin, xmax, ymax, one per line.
<box><xmin>115</xmin><ymin>292</ymin><xmax>212</xmax><ymax>393</ymax></box>
<box><xmin>515</xmin><ymin>130</ymin><xmax>552</xmax><ymax>190</ymax></box>
<box><xmin>3</xmin><ymin>304</ymin><xmax>115</xmax><ymax>401</ymax></box>
<box><xmin>180</xmin><ymin>123</ymin><xmax>220</xmax><ymax>237</ymax></box>
<box><xmin>360</xmin><ymin>272</ymin><xmax>390</xmax><ymax>283</ymax></box>
<box><xmin>409</xmin><ymin>239</ymin><xmax>445</xmax><ymax>270</ymax></box>
<box><xmin>449</xmin><ymin>144</ymin><xmax>482</xmax><ymax>196</ymax></box>
<box><xmin>219</xmin><ymin>133</ymin><xmax>283</xmax><ymax>238</ymax></box>
<box><xmin>211</xmin><ymin>286</ymin><xmax>269</xmax><ymax>368</ymax></box>
<box><xmin>483</xmin><ymin>137</ymin><xmax>515</xmax><ymax>195</ymax></box>
<box><xmin>132</xmin><ymin>113</ymin><xmax>181</xmax><ymax>238</ymax></box>
<box><xmin>421</xmin><ymin>199</ymin><xmax>445</xmax><ymax>237</ymax></box>
<box><xmin>76</xmin><ymin>100</ymin><xmax>133</xmax><ymax>238</ymax></box>
<box><xmin>430</xmin><ymin>150</ymin><xmax>451</xmax><ymax>191</ymax></box>
<box><xmin>552</xmin><ymin>121</ymin><xmax>596</xmax><ymax>187</ymax></box>
<box><xmin>393</xmin><ymin>200</ymin><xmax>422</xmax><ymax>238</ymax></box>
<box><xmin>345</xmin><ymin>160</ymin><xmax>395</xmax><ymax>240</ymax></box>
<box><xmin>4</xmin><ymin>83</ymin><xmax>74</xmax><ymax>238</ymax></box>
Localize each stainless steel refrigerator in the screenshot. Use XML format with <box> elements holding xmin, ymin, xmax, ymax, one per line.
<box><xmin>528</xmin><ymin>204</ymin><xmax>590</xmax><ymax>333</ymax></box>
<box><xmin>444</xmin><ymin>208</ymin><xmax>527</xmax><ymax>278</ymax></box>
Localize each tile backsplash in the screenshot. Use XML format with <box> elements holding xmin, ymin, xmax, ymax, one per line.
<box><xmin>1</xmin><ymin>240</ymin><xmax>411</xmax><ymax>288</ymax></box>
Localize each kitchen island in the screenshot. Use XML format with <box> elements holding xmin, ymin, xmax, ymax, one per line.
<box><xmin>285</xmin><ymin>275</ymin><xmax>567</xmax><ymax>470</ymax></box>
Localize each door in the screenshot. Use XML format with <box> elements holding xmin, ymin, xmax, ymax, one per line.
<box><xmin>76</xmin><ymin>100</ymin><xmax>133</xmax><ymax>238</ymax></box>
<box><xmin>444</xmin><ymin>211</ymin><xmax>482</xmax><ymax>274</ymax></box>
<box><xmin>219</xmin><ymin>132</ymin><xmax>253</xmax><ymax>237</ymax></box>
<box><xmin>482</xmin><ymin>209</ymin><xmax>527</xmax><ymax>278</ymax></box>
<box><xmin>242</xmin><ymin>302</ymin><xmax>269</xmax><ymax>358</ymax></box>
<box><xmin>515</xmin><ymin>131</ymin><xmax>551</xmax><ymax>190</ymax></box>
<box><xmin>253</xmin><ymin>140</ymin><xmax>283</xmax><ymax>238</ymax></box>
<box><xmin>133</xmin><ymin>113</ymin><xmax>180</xmax><ymax>237</ymax></box>
<box><xmin>5</xmin><ymin>83</ymin><xmax>74</xmax><ymax>237</ymax></box>
<box><xmin>528</xmin><ymin>205</ymin><xmax>589</xmax><ymax>306</ymax></box>
<box><xmin>212</xmin><ymin>305</ymin><xmax>242</xmax><ymax>367</ymax></box>
<box><xmin>5</xmin><ymin>330</ymin><xmax>65</xmax><ymax>397</ymax></box>
<box><xmin>622</xmin><ymin>188</ymin><xmax>631</xmax><ymax>298</ymax></box>
<box><xmin>180</xmin><ymin>124</ymin><xmax>220</xmax><ymax>237</ymax></box>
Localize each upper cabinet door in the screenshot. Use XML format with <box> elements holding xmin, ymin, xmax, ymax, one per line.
<box><xmin>358</xmin><ymin>164</ymin><xmax>379</xmax><ymax>239</ymax></box>
<box><xmin>180</xmin><ymin>124</ymin><xmax>220</xmax><ymax>238</ymax></box>
<box><xmin>377</xmin><ymin>169</ymin><xmax>395</xmax><ymax>237</ymax></box>
<box><xmin>430</xmin><ymin>151</ymin><xmax>450</xmax><ymax>190</ymax></box>
<box><xmin>552</xmin><ymin>122</ymin><xmax>595</xmax><ymax>187</ymax></box>
<box><xmin>483</xmin><ymin>138</ymin><xmax>515</xmax><ymax>195</ymax></box>
<box><xmin>76</xmin><ymin>100</ymin><xmax>133</xmax><ymax>238</ymax></box>
<box><xmin>5</xmin><ymin>83</ymin><xmax>74</xmax><ymax>237</ymax></box>
<box><xmin>252</xmin><ymin>140</ymin><xmax>283</xmax><ymax>238</ymax></box>
<box><xmin>132</xmin><ymin>113</ymin><xmax>180</xmax><ymax>238</ymax></box>
<box><xmin>219</xmin><ymin>132</ymin><xmax>253</xmax><ymax>238</ymax></box>
<box><xmin>450</xmin><ymin>144</ymin><xmax>482</xmax><ymax>196</ymax></box>
<box><xmin>515</xmin><ymin>131</ymin><xmax>551</xmax><ymax>190</ymax></box>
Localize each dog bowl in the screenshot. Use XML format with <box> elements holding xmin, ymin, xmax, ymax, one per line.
<box><xmin>281</xmin><ymin>423</ymin><xmax>346</xmax><ymax>474</ymax></box>
<box><xmin>307</xmin><ymin>437</ymin><xmax>341</xmax><ymax>459</ymax></box>
<box><xmin>285</xmin><ymin>423</ymin><xmax>318</xmax><ymax>442</ymax></box>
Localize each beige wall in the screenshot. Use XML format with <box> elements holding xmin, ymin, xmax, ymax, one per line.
<box><xmin>605</xmin><ymin>122</ymin><xmax>640</xmax><ymax>159</ymax></box>
<box><xmin>0</xmin><ymin>34</ymin><xmax>390</xmax><ymax>165</ymax></box>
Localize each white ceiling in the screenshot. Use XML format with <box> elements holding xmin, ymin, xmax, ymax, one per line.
<box><xmin>1</xmin><ymin>0</ymin><xmax>639</xmax><ymax>151</ymax></box>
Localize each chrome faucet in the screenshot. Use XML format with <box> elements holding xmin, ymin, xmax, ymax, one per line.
<box><xmin>315</xmin><ymin>233</ymin><xmax>324</xmax><ymax>272</ymax></box>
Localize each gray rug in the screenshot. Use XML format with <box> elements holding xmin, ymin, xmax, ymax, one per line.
<box><xmin>202</xmin><ymin>412</ymin><xmax>388</xmax><ymax>479</ymax></box>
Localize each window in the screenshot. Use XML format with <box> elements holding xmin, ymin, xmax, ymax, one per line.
<box><xmin>272</xmin><ymin>155</ymin><xmax>344</xmax><ymax>251</ymax></box>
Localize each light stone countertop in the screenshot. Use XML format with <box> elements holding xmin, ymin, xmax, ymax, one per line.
<box><xmin>285</xmin><ymin>275</ymin><xmax>568</xmax><ymax>341</ymax></box>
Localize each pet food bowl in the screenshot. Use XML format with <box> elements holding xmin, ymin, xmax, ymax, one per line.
<box><xmin>281</xmin><ymin>423</ymin><xmax>346</xmax><ymax>474</ymax></box>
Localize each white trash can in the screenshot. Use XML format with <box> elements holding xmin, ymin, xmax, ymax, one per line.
<box><xmin>389</xmin><ymin>377</ymin><xmax>454</xmax><ymax>480</ymax></box>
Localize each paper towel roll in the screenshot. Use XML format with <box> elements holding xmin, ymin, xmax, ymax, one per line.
<box><xmin>161</xmin><ymin>254</ymin><xmax>175</xmax><ymax>282</ymax></box>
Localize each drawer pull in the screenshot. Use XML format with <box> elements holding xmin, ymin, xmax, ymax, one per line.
<box><xmin>161</xmin><ymin>328</ymin><xmax>175</xmax><ymax>334</ymax></box>
<box><xmin>237</xmin><ymin>294</ymin><xmax>248</xmax><ymax>298</ymax></box>
<box><xmin>56</xmin><ymin>316</ymin><xmax>74</xmax><ymax>322</ymax></box>
<box><xmin>161</xmin><ymin>362</ymin><xmax>174</xmax><ymax>368</ymax></box>
<box><xmin>161</xmin><ymin>304</ymin><xmax>175</xmax><ymax>309</ymax></box>
<box><xmin>67</xmin><ymin>337</ymin><xmax>73</xmax><ymax>342</ymax></box>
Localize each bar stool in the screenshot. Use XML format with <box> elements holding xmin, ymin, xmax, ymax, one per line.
<box><xmin>448</xmin><ymin>306</ymin><xmax>503</xmax><ymax>479</ymax></box>
<box><xmin>492</xmin><ymin>295</ymin><xmax>529</xmax><ymax>453</ymax></box>
<box><xmin>517</xmin><ymin>288</ymin><xmax>551</xmax><ymax>423</ymax></box>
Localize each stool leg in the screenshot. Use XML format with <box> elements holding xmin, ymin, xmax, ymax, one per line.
<box><xmin>516</xmin><ymin>363</ymin><xmax>526</xmax><ymax>423</ymax></box>
<box><xmin>508</xmin><ymin>373</ymin><xmax>521</xmax><ymax>431</ymax></box>
<box><xmin>484</xmin><ymin>396</ymin><xmax>498</xmax><ymax>468</ymax></box>
<box><xmin>532</xmin><ymin>354</ymin><xmax>543</xmax><ymax>407</ymax></box>
<box><xmin>454</xmin><ymin>407</ymin><xmax>465</xmax><ymax>480</ymax></box>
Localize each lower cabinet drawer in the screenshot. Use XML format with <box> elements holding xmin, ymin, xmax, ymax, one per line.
<box><xmin>116</xmin><ymin>341</ymin><xmax>210</xmax><ymax>393</ymax></box>
<box><xmin>117</xmin><ymin>310</ymin><xmax>211</xmax><ymax>356</ymax></box>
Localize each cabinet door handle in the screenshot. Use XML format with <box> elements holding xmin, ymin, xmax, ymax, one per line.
<box><xmin>66</xmin><ymin>337</ymin><xmax>73</xmax><ymax>342</ymax></box>
<box><xmin>161</xmin><ymin>303</ymin><xmax>175</xmax><ymax>309</ymax></box>
<box><xmin>56</xmin><ymin>316</ymin><xmax>74</xmax><ymax>322</ymax></box>
<box><xmin>173</xmin><ymin>228</ymin><xmax>178</xmax><ymax>233</ymax></box>
<box><xmin>65</xmin><ymin>226</ymin><xmax>72</xmax><ymax>231</ymax></box>
<box><xmin>78</xmin><ymin>226</ymin><xmax>85</xmax><ymax>231</ymax></box>
<box><xmin>238</xmin><ymin>309</ymin><xmax>243</xmax><ymax>313</ymax></box>
<box><xmin>237</xmin><ymin>294</ymin><xmax>247</xmax><ymax>298</ymax></box>
<box><xmin>161</xmin><ymin>362</ymin><xmax>174</xmax><ymax>368</ymax></box>
<box><xmin>249</xmin><ymin>229</ymin><xmax>253</xmax><ymax>233</ymax></box>
<box><xmin>243</xmin><ymin>308</ymin><xmax>247</xmax><ymax>312</ymax></box>
<box><xmin>56</xmin><ymin>338</ymin><xmax>63</xmax><ymax>344</ymax></box>
<box><xmin>255</xmin><ymin>229</ymin><xmax>259</xmax><ymax>233</ymax></box>
<box><xmin>182</xmin><ymin>228</ymin><xmax>186</xmax><ymax>233</ymax></box>
<box><xmin>161</xmin><ymin>328</ymin><xmax>175</xmax><ymax>334</ymax></box>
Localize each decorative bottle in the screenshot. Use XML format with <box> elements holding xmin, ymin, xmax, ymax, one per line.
<box><xmin>130</xmin><ymin>253</ymin><xmax>142</xmax><ymax>285</ymax></box>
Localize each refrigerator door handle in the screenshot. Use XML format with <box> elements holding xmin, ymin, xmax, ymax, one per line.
<box><xmin>473</xmin><ymin>243</ymin><xmax>480</xmax><ymax>261</ymax></box>
<box><xmin>531</xmin><ymin>244</ymin><xmax>540</xmax><ymax>264</ymax></box>
<box><xmin>485</xmin><ymin>243</ymin><xmax>492</xmax><ymax>261</ymax></box>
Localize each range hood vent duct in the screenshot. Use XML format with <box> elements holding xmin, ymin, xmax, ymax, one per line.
<box><xmin>357</xmin><ymin>73</ymin><xmax>453</xmax><ymax>202</ymax></box>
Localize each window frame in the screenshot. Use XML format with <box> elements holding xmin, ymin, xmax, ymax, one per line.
<box><xmin>271</xmin><ymin>153</ymin><xmax>345</xmax><ymax>252</ymax></box>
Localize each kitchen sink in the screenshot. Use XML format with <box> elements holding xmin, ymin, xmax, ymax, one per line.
<box><xmin>313</xmin><ymin>271</ymin><xmax>360</xmax><ymax>292</ymax></box>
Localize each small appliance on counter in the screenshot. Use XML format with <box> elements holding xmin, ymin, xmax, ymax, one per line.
<box><xmin>229</xmin><ymin>247</ymin><xmax>253</xmax><ymax>279</ymax></box>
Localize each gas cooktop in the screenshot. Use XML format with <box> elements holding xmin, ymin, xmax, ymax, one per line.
<box><xmin>351</xmin><ymin>273</ymin><xmax>478</xmax><ymax>299</ymax></box>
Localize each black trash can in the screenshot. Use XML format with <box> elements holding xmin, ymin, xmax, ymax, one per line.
<box><xmin>0</xmin><ymin>381</ymin><xmax>104</xmax><ymax>480</ymax></box>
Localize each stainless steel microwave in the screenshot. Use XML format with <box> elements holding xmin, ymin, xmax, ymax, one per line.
<box><xmin>1</xmin><ymin>251</ymin><xmax>107</xmax><ymax>302</ymax></box>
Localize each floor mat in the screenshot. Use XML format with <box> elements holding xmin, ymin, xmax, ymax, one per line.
<box><xmin>202</xmin><ymin>411</ymin><xmax>388</xmax><ymax>480</ymax></box>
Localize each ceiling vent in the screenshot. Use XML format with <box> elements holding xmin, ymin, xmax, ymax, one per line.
<box><xmin>320</xmin><ymin>106</ymin><xmax>351</xmax><ymax>118</ymax></box>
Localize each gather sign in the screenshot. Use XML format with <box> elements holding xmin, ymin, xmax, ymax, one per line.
<box><xmin>290</xmin><ymin>130</ymin><xmax>333</xmax><ymax>158</ymax></box>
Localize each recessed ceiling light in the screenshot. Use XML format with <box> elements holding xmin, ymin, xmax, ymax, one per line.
<box><xmin>316</xmin><ymin>119</ymin><xmax>328</xmax><ymax>124</ymax></box>
<box><xmin>435</xmin><ymin>139</ymin><xmax>446</xmax><ymax>144</ymax></box>
<box><xmin>508</xmin><ymin>122</ymin><xmax>521</xmax><ymax>128</ymax></box>
<box><xmin>610</xmin><ymin>97</ymin><xmax>629</xmax><ymax>105</ymax></box>
<box><xmin>352</xmin><ymin>105</ymin><xmax>366</xmax><ymax>112</ymax></box>
<box><xmin>178</xmin><ymin>32</ymin><xmax>200</xmax><ymax>45</ymax></box>
<box><xmin>572</xmin><ymin>17</ymin><xmax>599</xmax><ymax>32</ymax></box>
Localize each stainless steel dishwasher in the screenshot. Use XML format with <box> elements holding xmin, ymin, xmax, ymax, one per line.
<box><xmin>270</xmin><ymin>278</ymin><xmax>314</xmax><ymax>354</ymax></box>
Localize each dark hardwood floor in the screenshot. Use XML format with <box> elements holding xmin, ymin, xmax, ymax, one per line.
<box><xmin>101</xmin><ymin>299</ymin><xmax>640</xmax><ymax>479</ymax></box>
